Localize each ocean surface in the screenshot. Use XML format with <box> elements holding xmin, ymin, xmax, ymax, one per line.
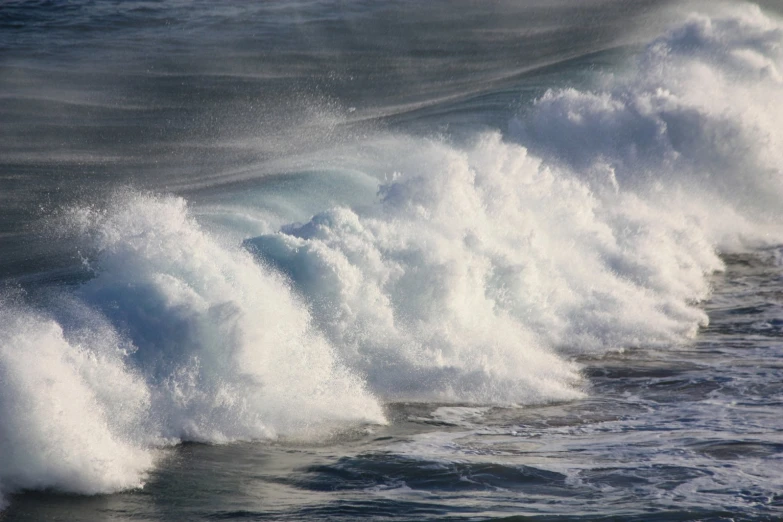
<box><xmin>2</xmin><ymin>1</ymin><xmax>783</xmax><ymax>520</ymax></box>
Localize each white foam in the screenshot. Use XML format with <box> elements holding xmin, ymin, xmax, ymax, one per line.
<box><xmin>0</xmin><ymin>305</ymin><xmax>152</xmax><ymax>505</ymax></box>
<box><xmin>248</xmin><ymin>133</ymin><xmax>716</xmax><ymax>400</ymax></box>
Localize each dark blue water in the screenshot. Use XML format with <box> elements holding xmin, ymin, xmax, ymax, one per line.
<box><xmin>1</xmin><ymin>1</ymin><xmax>783</xmax><ymax>520</ymax></box>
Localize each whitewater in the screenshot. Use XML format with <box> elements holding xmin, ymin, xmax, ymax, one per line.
<box><xmin>1</xmin><ymin>1</ymin><xmax>782</xmax><ymax>519</ymax></box>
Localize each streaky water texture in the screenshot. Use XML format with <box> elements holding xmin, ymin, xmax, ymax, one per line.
<box><xmin>1</xmin><ymin>1</ymin><xmax>782</xmax><ymax>519</ymax></box>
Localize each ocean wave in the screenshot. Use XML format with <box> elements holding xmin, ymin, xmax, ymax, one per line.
<box><xmin>2</xmin><ymin>1</ymin><xmax>783</xmax><ymax>507</ymax></box>
<box><xmin>0</xmin><ymin>192</ymin><xmax>384</xmax><ymax>506</ymax></box>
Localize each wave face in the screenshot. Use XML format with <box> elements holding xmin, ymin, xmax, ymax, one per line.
<box><xmin>1</xmin><ymin>1</ymin><xmax>783</xmax><ymax>509</ymax></box>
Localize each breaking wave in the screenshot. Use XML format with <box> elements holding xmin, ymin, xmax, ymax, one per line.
<box><xmin>2</xmin><ymin>1</ymin><xmax>782</xmax><ymax>507</ymax></box>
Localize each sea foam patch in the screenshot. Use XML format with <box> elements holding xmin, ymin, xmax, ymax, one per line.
<box><xmin>247</xmin><ymin>133</ymin><xmax>719</xmax><ymax>402</ymax></box>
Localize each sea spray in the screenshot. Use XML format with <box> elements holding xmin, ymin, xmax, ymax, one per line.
<box><xmin>0</xmin><ymin>305</ymin><xmax>152</xmax><ymax>504</ymax></box>
<box><xmin>69</xmin><ymin>192</ymin><xmax>384</xmax><ymax>441</ymax></box>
